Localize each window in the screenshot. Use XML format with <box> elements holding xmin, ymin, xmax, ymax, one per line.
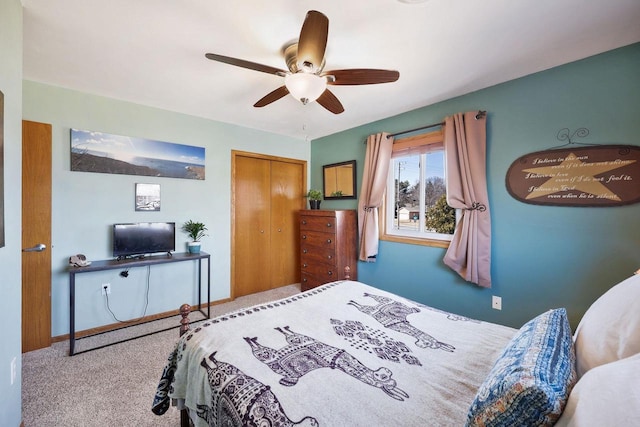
<box><xmin>380</xmin><ymin>130</ymin><xmax>457</xmax><ymax>248</ymax></box>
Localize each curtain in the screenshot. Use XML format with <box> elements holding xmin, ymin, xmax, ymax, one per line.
<box><xmin>443</xmin><ymin>111</ymin><xmax>492</xmax><ymax>287</ymax></box>
<box><xmin>358</xmin><ymin>132</ymin><xmax>394</xmax><ymax>262</ymax></box>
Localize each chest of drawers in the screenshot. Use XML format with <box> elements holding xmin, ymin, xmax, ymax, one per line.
<box><xmin>299</xmin><ymin>209</ymin><xmax>358</xmax><ymax>291</ymax></box>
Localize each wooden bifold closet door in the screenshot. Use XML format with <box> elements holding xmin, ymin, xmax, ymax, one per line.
<box><xmin>232</xmin><ymin>151</ymin><xmax>306</xmax><ymax>298</ymax></box>
<box><xmin>22</xmin><ymin>120</ymin><xmax>52</xmax><ymax>352</ymax></box>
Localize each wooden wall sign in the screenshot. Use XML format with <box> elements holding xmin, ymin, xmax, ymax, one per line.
<box><xmin>506</xmin><ymin>145</ymin><xmax>640</xmax><ymax>207</ymax></box>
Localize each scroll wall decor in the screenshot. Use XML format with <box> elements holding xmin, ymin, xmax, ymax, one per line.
<box><xmin>506</xmin><ymin>128</ymin><xmax>640</xmax><ymax>207</ymax></box>
<box><xmin>71</xmin><ymin>129</ymin><xmax>205</xmax><ymax>180</ymax></box>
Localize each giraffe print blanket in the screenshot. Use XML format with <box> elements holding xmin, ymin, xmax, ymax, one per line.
<box><xmin>153</xmin><ymin>280</ymin><xmax>516</xmax><ymax>426</ymax></box>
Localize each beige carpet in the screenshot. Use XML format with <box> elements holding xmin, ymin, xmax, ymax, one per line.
<box><xmin>22</xmin><ymin>284</ymin><xmax>300</xmax><ymax>426</ymax></box>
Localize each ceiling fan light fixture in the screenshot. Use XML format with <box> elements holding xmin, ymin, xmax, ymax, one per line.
<box><xmin>205</xmin><ymin>10</ymin><xmax>395</xmax><ymax>114</ymax></box>
<box><xmin>284</xmin><ymin>72</ymin><xmax>327</xmax><ymax>105</ymax></box>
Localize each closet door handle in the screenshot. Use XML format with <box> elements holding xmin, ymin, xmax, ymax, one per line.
<box><xmin>23</xmin><ymin>243</ymin><xmax>46</xmax><ymax>252</ymax></box>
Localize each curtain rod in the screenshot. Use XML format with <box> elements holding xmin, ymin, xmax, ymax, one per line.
<box><xmin>386</xmin><ymin>110</ymin><xmax>486</xmax><ymax>139</ymax></box>
<box><xmin>387</xmin><ymin>121</ymin><xmax>443</xmax><ymax>139</ymax></box>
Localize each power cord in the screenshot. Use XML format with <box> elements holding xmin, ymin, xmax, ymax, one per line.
<box><xmin>103</xmin><ymin>265</ymin><xmax>151</xmax><ymax>323</ymax></box>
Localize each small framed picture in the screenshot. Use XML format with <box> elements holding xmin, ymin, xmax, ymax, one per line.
<box><xmin>135</xmin><ymin>183</ymin><xmax>160</xmax><ymax>211</ymax></box>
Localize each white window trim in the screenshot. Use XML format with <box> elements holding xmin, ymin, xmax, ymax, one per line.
<box><xmin>379</xmin><ymin>131</ymin><xmax>454</xmax><ymax>248</ymax></box>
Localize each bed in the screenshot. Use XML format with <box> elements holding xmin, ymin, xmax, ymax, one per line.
<box><xmin>152</xmin><ymin>273</ymin><xmax>640</xmax><ymax>426</ymax></box>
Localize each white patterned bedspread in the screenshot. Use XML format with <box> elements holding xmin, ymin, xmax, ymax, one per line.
<box><xmin>153</xmin><ymin>280</ymin><xmax>516</xmax><ymax>426</ymax></box>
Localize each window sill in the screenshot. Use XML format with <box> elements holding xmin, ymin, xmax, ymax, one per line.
<box><xmin>379</xmin><ymin>233</ymin><xmax>450</xmax><ymax>249</ymax></box>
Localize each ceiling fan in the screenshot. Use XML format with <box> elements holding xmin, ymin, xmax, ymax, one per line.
<box><xmin>205</xmin><ymin>10</ymin><xmax>400</xmax><ymax>114</ymax></box>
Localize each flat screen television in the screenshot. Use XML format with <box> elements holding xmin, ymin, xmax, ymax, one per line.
<box><xmin>112</xmin><ymin>222</ymin><xmax>175</xmax><ymax>259</ymax></box>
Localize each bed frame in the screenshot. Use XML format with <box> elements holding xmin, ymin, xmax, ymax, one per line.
<box><xmin>176</xmin><ymin>267</ymin><xmax>352</xmax><ymax>427</ymax></box>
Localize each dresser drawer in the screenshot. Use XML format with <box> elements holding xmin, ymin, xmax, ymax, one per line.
<box><xmin>301</xmin><ymin>246</ymin><xmax>336</xmax><ymax>267</ymax></box>
<box><xmin>300</xmin><ymin>216</ymin><xmax>336</xmax><ymax>233</ymax></box>
<box><xmin>301</xmin><ymin>262</ymin><xmax>337</xmax><ymax>276</ymax></box>
<box><xmin>300</xmin><ymin>230</ymin><xmax>337</xmax><ymax>250</ymax></box>
<box><xmin>301</xmin><ymin>271</ymin><xmax>337</xmax><ymax>290</ymax></box>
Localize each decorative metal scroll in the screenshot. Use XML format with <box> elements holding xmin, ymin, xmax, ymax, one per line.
<box><xmin>466</xmin><ymin>202</ymin><xmax>486</xmax><ymax>212</ymax></box>
<box><xmin>555</xmin><ymin>127</ymin><xmax>592</xmax><ymax>147</ymax></box>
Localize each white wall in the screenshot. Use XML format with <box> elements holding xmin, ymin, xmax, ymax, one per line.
<box><xmin>0</xmin><ymin>1</ymin><xmax>23</xmax><ymax>425</ymax></box>
<box><xmin>22</xmin><ymin>81</ymin><xmax>310</xmax><ymax>336</ymax></box>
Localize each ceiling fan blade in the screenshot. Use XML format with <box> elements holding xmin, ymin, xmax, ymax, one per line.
<box><xmin>324</xmin><ymin>69</ymin><xmax>400</xmax><ymax>85</ymax></box>
<box><xmin>316</xmin><ymin>89</ymin><xmax>344</xmax><ymax>114</ymax></box>
<box><xmin>296</xmin><ymin>10</ymin><xmax>329</xmax><ymax>72</ymax></box>
<box><xmin>205</xmin><ymin>53</ymin><xmax>287</xmax><ymax>76</ymax></box>
<box><xmin>254</xmin><ymin>86</ymin><xmax>290</xmax><ymax>108</ymax></box>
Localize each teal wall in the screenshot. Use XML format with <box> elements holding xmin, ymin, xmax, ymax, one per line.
<box><xmin>0</xmin><ymin>1</ymin><xmax>23</xmax><ymax>425</ymax></box>
<box><xmin>312</xmin><ymin>43</ymin><xmax>640</xmax><ymax>329</ymax></box>
<box><xmin>22</xmin><ymin>82</ymin><xmax>309</xmax><ymax>336</ymax></box>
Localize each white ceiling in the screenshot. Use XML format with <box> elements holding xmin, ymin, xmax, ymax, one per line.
<box><xmin>22</xmin><ymin>0</ymin><xmax>640</xmax><ymax>141</ymax></box>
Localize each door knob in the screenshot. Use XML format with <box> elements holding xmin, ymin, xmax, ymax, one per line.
<box><xmin>23</xmin><ymin>243</ymin><xmax>46</xmax><ymax>252</ymax></box>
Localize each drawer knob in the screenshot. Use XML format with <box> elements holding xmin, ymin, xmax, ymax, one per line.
<box><xmin>326</xmin><ymin>239</ymin><xmax>332</xmax><ymax>244</ymax></box>
<box><xmin>326</xmin><ymin>223</ymin><xmax>332</xmax><ymax>228</ymax></box>
<box><xmin>302</xmin><ymin>278</ymin><xmax>307</xmax><ymax>283</ymax></box>
<box><xmin>328</xmin><ymin>270</ymin><xmax>333</xmax><ymax>276</ymax></box>
<box><xmin>302</xmin><ymin>220</ymin><xmax>307</xmax><ymax>225</ymax></box>
<box><xmin>302</xmin><ymin>235</ymin><xmax>307</xmax><ymax>239</ymax></box>
<box><xmin>303</xmin><ymin>249</ymin><xmax>308</xmax><ymax>254</ymax></box>
<box><xmin>303</xmin><ymin>263</ymin><xmax>308</xmax><ymax>268</ymax></box>
<box><xmin>327</xmin><ymin>255</ymin><xmax>332</xmax><ymax>259</ymax></box>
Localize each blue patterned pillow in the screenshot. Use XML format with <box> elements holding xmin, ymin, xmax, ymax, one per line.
<box><xmin>466</xmin><ymin>308</ymin><xmax>577</xmax><ymax>427</ymax></box>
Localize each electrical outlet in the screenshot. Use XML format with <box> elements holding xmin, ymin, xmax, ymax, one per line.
<box><xmin>10</xmin><ymin>357</ymin><xmax>17</xmax><ymax>385</ymax></box>
<box><xmin>102</xmin><ymin>283</ymin><xmax>111</xmax><ymax>295</ymax></box>
<box><xmin>492</xmin><ymin>295</ymin><xmax>502</xmax><ymax>310</ymax></box>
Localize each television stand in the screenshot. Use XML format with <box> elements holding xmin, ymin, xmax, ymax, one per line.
<box><xmin>67</xmin><ymin>251</ymin><xmax>210</xmax><ymax>355</ymax></box>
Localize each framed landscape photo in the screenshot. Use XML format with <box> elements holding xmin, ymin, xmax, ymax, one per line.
<box><xmin>70</xmin><ymin>129</ymin><xmax>205</xmax><ymax>180</ymax></box>
<box><xmin>135</xmin><ymin>183</ymin><xmax>161</xmax><ymax>211</ymax></box>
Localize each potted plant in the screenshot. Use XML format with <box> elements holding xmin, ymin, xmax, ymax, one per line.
<box><xmin>306</xmin><ymin>189</ymin><xmax>323</xmax><ymax>209</ymax></box>
<box><xmin>182</xmin><ymin>220</ymin><xmax>207</xmax><ymax>253</ymax></box>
